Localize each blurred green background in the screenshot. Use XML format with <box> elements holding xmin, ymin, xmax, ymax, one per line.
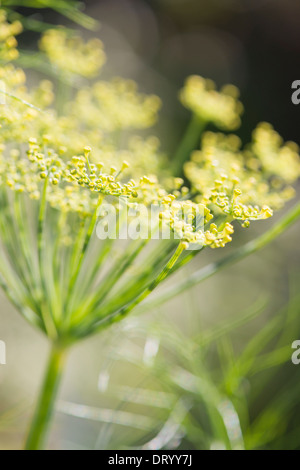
<box><xmin>1</xmin><ymin>0</ymin><xmax>300</xmax><ymax>450</ymax></box>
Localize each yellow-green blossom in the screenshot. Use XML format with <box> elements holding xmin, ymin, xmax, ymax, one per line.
<box><xmin>184</xmin><ymin>129</ymin><xmax>300</xmax><ymax>226</ymax></box>
<box><xmin>0</xmin><ymin>10</ymin><xmax>22</xmax><ymax>61</ymax></box>
<box><xmin>180</xmin><ymin>75</ymin><xmax>243</xmax><ymax>130</ymax></box>
<box><xmin>39</xmin><ymin>29</ymin><xmax>106</xmax><ymax>78</ymax></box>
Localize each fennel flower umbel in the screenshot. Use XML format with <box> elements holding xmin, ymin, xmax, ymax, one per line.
<box><xmin>0</xmin><ymin>12</ymin><xmax>299</xmax><ymax>449</ymax></box>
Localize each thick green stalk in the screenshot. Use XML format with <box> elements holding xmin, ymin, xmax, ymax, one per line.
<box><xmin>137</xmin><ymin>202</ymin><xmax>300</xmax><ymax>313</ymax></box>
<box><xmin>172</xmin><ymin>114</ymin><xmax>206</xmax><ymax>176</ymax></box>
<box><xmin>25</xmin><ymin>341</ymin><xmax>68</xmax><ymax>450</ymax></box>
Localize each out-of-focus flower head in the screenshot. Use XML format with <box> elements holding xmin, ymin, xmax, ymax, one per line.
<box><xmin>184</xmin><ymin>127</ymin><xmax>300</xmax><ymax>227</ymax></box>
<box><xmin>71</xmin><ymin>78</ymin><xmax>161</xmax><ymax>132</ymax></box>
<box><xmin>0</xmin><ymin>10</ymin><xmax>22</xmax><ymax>62</ymax></box>
<box><xmin>39</xmin><ymin>28</ymin><xmax>106</xmax><ymax>78</ymax></box>
<box><xmin>180</xmin><ymin>75</ymin><xmax>243</xmax><ymax>130</ymax></box>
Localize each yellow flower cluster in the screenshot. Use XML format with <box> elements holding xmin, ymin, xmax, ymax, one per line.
<box><xmin>0</xmin><ymin>10</ymin><xmax>299</xmax><ymax>252</ymax></box>
<box><xmin>180</xmin><ymin>75</ymin><xmax>243</xmax><ymax>130</ymax></box>
<box><xmin>0</xmin><ymin>28</ymin><xmax>163</xmax><ymax>180</ymax></box>
<box><xmin>0</xmin><ymin>135</ymin><xmax>171</xmax><ymax>223</ymax></box>
<box><xmin>160</xmin><ymin>198</ymin><xmax>235</xmax><ymax>248</ymax></box>
<box><xmin>67</xmin><ymin>150</ymin><xmax>138</xmax><ymax>198</ymax></box>
<box><xmin>250</xmin><ymin>122</ymin><xmax>300</xmax><ymax>183</ymax></box>
<box><xmin>71</xmin><ymin>79</ymin><xmax>161</xmax><ymax>132</ymax></box>
<box><xmin>184</xmin><ymin>128</ymin><xmax>300</xmax><ymax>227</ymax></box>
<box><xmin>205</xmin><ymin>222</ymin><xmax>235</xmax><ymax>248</ymax></box>
<box><xmin>39</xmin><ymin>29</ymin><xmax>106</xmax><ymax>78</ymax></box>
<box><xmin>160</xmin><ymin>199</ymin><xmax>205</xmax><ymax>245</ymax></box>
<box><xmin>0</xmin><ymin>10</ymin><xmax>22</xmax><ymax>62</ymax></box>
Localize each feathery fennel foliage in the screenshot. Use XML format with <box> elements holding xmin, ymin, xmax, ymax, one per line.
<box><xmin>70</xmin><ymin>292</ymin><xmax>300</xmax><ymax>450</ymax></box>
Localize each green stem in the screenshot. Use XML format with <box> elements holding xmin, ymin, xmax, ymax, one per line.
<box><xmin>38</xmin><ymin>178</ymin><xmax>57</xmax><ymax>339</ymax></box>
<box><xmin>0</xmin><ymin>271</ymin><xmax>44</xmax><ymax>331</ymax></box>
<box><xmin>68</xmin><ymin>197</ymin><xmax>103</xmax><ymax>291</ymax></box>
<box><xmin>69</xmin><ymin>238</ymin><xmax>150</xmax><ymax>327</ymax></box>
<box><xmin>0</xmin><ymin>89</ymin><xmax>42</xmax><ymax>112</ymax></box>
<box><xmin>78</xmin><ymin>242</ymin><xmax>186</xmax><ymax>338</ymax></box>
<box><xmin>25</xmin><ymin>342</ymin><xmax>68</xmax><ymax>450</ymax></box>
<box><xmin>137</xmin><ymin>202</ymin><xmax>300</xmax><ymax>313</ymax></box>
<box><xmin>172</xmin><ymin>114</ymin><xmax>206</xmax><ymax>176</ymax></box>
<box><xmin>119</xmin><ymin>241</ymin><xmax>186</xmax><ymax>310</ymax></box>
<box><xmin>64</xmin><ymin>196</ymin><xmax>103</xmax><ymax>326</ymax></box>
<box><xmin>56</xmin><ymin>75</ymin><xmax>72</xmax><ymax>116</ymax></box>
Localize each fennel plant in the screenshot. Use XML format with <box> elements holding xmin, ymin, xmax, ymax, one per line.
<box><xmin>0</xmin><ymin>12</ymin><xmax>299</xmax><ymax>449</ymax></box>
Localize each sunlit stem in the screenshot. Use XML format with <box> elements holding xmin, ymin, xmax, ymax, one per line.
<box><xmin>56</xmin><ymin>74</ymin><xmax>72</xmax><ymax>115</ymax></box>
<box><xmin>25</xmin><ymin>341</ymin><xmax>68</xmax><ymax>450</ymax></box>
<box><xmin>0</xmin><ymin>89</ymin><xmax>42</xmax><ymax>112</ymax></box>
<box><xmin>172</xmin><ymin>114</ymin><xmax>206</xmax><ymax>176</ymax></box>
<box><xmin>63</xmin><ymin>195</ymin><xmax>103</xmax><ymax>326</ymax></box>
<box><xmin>38</xmin><ymin>177</ymin><xmax>58</xmax><ymax>339</ymax></box>
<box><xmin>83</xmin><ymin>241</ymin><xmax>187</xmax><ymax>337</ymax></box>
